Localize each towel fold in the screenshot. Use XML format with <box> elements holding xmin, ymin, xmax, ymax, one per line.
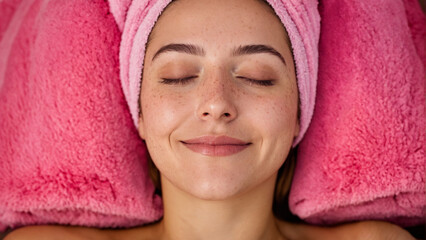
<box><xmin>289</xmin><ymin>0</ymin><xmax>425</xmax><ymax>226</ymax></box>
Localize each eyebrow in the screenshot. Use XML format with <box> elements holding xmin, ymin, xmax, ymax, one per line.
<box><xmin>232</xmin><ymin>44</ymin><xmax>286</xmax><ymax>66</ymax></box>
<box><xmin>151</xmin><ymin>43</ymin><xmax>286</xmax><ymax>66</ymax></box>
<box><xmin>152</xmin><ymin>43</ymin><xmax>206</xmax><ymax>61</ymax></box>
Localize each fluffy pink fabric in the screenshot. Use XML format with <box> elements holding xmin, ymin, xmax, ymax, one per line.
<box><xmin>0</xmin><ymin>0</ymin><xmax>162</xmax><ymax>231</ymax></box>
<box><xmin>289</xmin><ymin>0</ymin><xmax>425</xmax><ymax>226</ymax></box>
<box><xmin>1</xmin><ymin>0</ymin><xmax>423</xmax><ymax>232</ymax></box>
<box><xmin>115</xmin><ymin>0</ymin><xmax>320</xmax><ymax>146</ymax></box>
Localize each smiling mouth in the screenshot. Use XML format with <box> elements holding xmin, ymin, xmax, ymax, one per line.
<box><xmin>181</xmin><ymin>136</ymin><xmax>251</xmax><ymax>157</ymax></box>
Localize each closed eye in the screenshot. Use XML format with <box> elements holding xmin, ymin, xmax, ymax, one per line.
<box><xmin>159</xmin><ymin>76</ymin><xmax>197</xmax><ymax>85</ymax></box>
<box><xmin>236</xmin><ymin>76</ymin><xmax>274</xmax><ymax>86</ymax></box>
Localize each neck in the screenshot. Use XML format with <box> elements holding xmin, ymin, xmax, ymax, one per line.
<box><xmin>157</xmin><ymin>174</ymin><xmax>286</xmax><ymax>240</ymax></box>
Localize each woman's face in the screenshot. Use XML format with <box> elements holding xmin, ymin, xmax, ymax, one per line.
<box><xmin>139</xmin><ymin>0</ymin><xmax>299</xmax><ymax>200</ymax></box>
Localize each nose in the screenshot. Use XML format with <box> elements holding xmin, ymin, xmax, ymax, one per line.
<box><xmin>196</xmin><ymin>76</ymin><xmax>238</xmax><ymax>123</ymax></box>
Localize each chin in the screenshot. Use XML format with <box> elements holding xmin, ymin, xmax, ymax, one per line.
<box><xmin>186</xmin><ymin>180</ymin><xmax>245</xmax><ymax>201</ymax></box>
<box><xmin>168</xmin><ymin>168</ymin><xmax>261</xmax><ymax>201</ymax></box>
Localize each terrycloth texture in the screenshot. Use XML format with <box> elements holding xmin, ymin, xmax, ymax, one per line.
<box><xmin>289</xmin><ymin>0</ymin><xmax>426</xmax><ymax>226</ymax></box>
<box><xmin>0</xmin><ymin>0</ymin><xmax>162</xmax><ymax>231</ymax></box>
<box><xmin>115</xmin><ymin>0</ymin><xmax>321</xmax><ymax>146</ymax></box>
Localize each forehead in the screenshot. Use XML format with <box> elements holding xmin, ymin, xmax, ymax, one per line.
<box><xmin>147</xmin><ymin>0</ymin><xmax>290</xmax><ymax>54</ymax></box>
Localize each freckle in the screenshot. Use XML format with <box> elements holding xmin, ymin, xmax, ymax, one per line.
<box><xmin>231</xmin><ymin>87</ymin><xmax>237</xmax><ymax>95</ymax></box>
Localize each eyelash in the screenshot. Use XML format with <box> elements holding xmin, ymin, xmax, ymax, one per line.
<box><xmin>236</xmin><ymin>77</ymin><xmax>274</xmax><ymax>86</ymax></box>
<box><xmin>159</xmin><ymin>76</ymin><xmax>274</xmax><ymax>86</ymax></box>
<box><xmin>160</xmin><ymin>76</ymin><xmax>196</xmax><ymax>85</ymax></box>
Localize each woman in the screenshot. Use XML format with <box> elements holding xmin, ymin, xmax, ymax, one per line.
<box><xmin>5</xmin><ymin>0</ymin><xmax>417</xmax><ymax>239</ymax></box>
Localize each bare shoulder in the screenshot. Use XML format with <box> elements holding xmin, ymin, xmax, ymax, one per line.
<box><xmin>4</xmin><ymin>222</ymin><xmax>161</xmax><ymax>240</ymax></box>
<box><xmin>349</xmin><ymin>221</ymin><xmax>416</xmax><ymax>240</ymax></box>
<box><xmin>4</xmin><ymin>225</ymin><xmax>113</xmax><ymax>240</ymax></box>
<box><xmin>4</xmin><ymin>223</ymin><xmax>162</xmax><ymax>240</ymax></box>
<box><xmin>276</xmin><ymin>219</ymin><xmax>416</xmax><ymax>240</ymax></box>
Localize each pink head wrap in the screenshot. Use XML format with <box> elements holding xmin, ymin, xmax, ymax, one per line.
<box><xmin>112</xmin><ymin>0</ymin><xmax>320</xmax><ymax>146</ymax></box>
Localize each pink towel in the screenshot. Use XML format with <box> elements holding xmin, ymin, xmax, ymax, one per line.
<box><xmin>0</xmin><ymin>0</ymin><xmax>162</xmax><ymax>231</ymax></box>
<box><xmin>289</xmin><ymin>0</ymin><xmax>425</xmax><ymax>226</ymax></box>
<box><xmin>0</xmin><ymin>0</ymin><xmax>321</xmax><ymax>231</ymax></box>
<box><xmin>1</xmin><ymin>0</ymin><xmax>424</xmax><ymax>232</ymax></box>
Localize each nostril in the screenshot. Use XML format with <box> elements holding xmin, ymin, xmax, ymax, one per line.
<box><xmin>199</xmin><ymin>112</ymin><xmax>233</xmax><ymax>119</ymax></box>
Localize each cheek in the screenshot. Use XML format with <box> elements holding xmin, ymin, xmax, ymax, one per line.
<box><xmin>247</xmin><ymin>93</ymin><xmax>298</xmax><ymax>138</ymax></box>
<box><xmin>140</xmin><ymin>86</ymin><xmax>190</xmax><ymax>141</ymax></box>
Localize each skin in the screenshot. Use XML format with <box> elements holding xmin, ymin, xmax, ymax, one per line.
<box><xmin>139</xmin><ymin>0</ymin><xmax>299</xmax><ymax>203</ymax></box>
<box><xmin>4</xmin><ymin>0</ymin><xmax>419</xmax><ymax>239</ymax></box>
<box><xmin>137</xmin><ymin>0</ymin><xmax>298</xmax><ymax>238</ymax></box>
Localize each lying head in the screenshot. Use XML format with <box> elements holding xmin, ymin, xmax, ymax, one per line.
<box><xmin>138</xmin><ymin>0</ymin><xmax>299</xmax><ymax>200</ymax></box>
<box><xmin>118</xmin><ymin>0</ymin><xmax>319</xmax><ymax>206</ymax></box>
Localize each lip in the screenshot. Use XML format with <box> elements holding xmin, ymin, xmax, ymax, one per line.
<box><xmin>181</xmin><ymin>136</ymin><xmax>251</xmax><ymax>156</ymax></box>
